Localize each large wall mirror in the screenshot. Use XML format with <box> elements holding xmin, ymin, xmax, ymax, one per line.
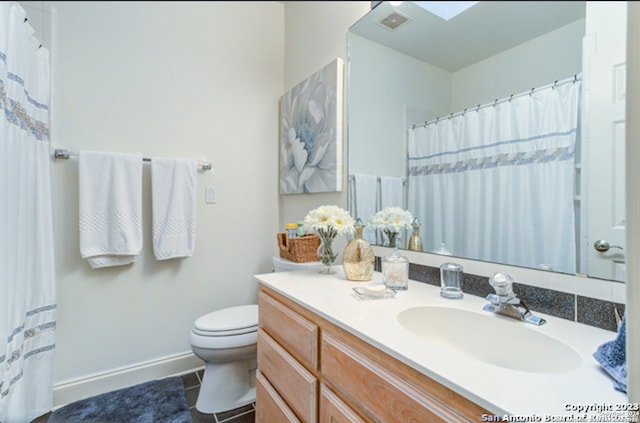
<box><xmin>347</xmin><ymin>1</ymin><xmax>627</xmax><ymax>283</ymax></box>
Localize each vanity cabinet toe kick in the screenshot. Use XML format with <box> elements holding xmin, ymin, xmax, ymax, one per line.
<box><xmin>255</xmin><ymin>285</ymin><xmax>489</xmax><ymax>423</ymax></box>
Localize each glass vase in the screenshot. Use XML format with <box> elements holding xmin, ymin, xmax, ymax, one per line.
<box><xmin>342</xmin><ymin>225</ymin><xmax>375</xmax><ymax>281</ymax></box>
<box><xmin>384</xmin><ymin>230</ymin><xmax>399</xmax><ymax>248</ymax></box>
<box><xmin>317</xmin><ymin>231</ymin><xmax>338</xmax><ymax>274</ymax></box>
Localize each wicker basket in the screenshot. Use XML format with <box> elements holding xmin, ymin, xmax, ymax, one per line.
<box><xmin>277</xmin><ymin>233</ymin><xmax>320</xmax><ymax>263</ymax></box>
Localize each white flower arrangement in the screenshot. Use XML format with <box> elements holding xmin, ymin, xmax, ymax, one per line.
<box><xmin>303</xmin><ymin>205</ymin><xmax>355</xmax><ymax>237</ymax></box>
<box><xmin>368</xmin><ymin>207</ymin><xmax>414</xmax><ymax>233</ymax></box>
<box><xmin>368</xmin><ymin>207</ymin><xmax>414</xmax><ymax>247</ymax></box>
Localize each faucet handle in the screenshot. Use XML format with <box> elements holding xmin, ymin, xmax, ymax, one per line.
<box><xmin>485</xmin><ymin>293</ymin><xmax>519</xmax><ymax>305</ymax></box>
<box><xmin>490</xmin><ymin>272</ymin><xmax>515</xmax><ymax>296</ymax></box>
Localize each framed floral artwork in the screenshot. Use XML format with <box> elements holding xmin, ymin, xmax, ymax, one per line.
<box><xmin>279</xmin><ymin>58</ymin><xmax>344</xmax><ymax>194</ymax></box>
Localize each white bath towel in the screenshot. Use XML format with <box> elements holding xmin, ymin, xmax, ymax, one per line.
<box><xmin>353</xmin><ymin>173</ymin><xmax>378</xmax><ymax>244</ymax></box>
<box><xmin>380</xmin><ymin>176</ymin><xmax>404</xmax><ymax>209</ymax></box>
<box><xmin>79</xmin><ymin>151</ymin><xmax>143</xmax><ymax>269</ymax></box>
<box><xmin>151</xmin><ymin>157</ymin><xmax>197</xmax><ymax>260</ymax></box>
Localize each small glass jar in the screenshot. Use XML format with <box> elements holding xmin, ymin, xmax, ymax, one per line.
<box><xmin>382</xmin><ymin>249</ymin><xmax>409</xmax><ymax>290</ymax></box>
<box><xmin>440</xmin><ymin>262</ymin><xmax>464</xmax><ymax>299</ymax></box>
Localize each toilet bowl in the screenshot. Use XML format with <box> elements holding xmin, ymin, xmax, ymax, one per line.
<box><xmin>190</xmin><ymin>304</ymin><xmax>258</xmax><ymax>414</ymax></box>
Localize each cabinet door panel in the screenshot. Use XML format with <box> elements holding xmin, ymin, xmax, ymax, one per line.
<box><xmin>322</xmin><ymin>332</ymin><xmax>467</xmax><ymax>423</ymax></box>
<box><xmin>320</xmin><ymin>384</ymin><xmax>368</xmax><ymax>423</ymax></box>
<box><xmin>258</xmin><ymin>329</ymin><xmax>317</xmax><ymax>423</ymax></box>
<box><xmin>256</xmin><ymin>370</ymin><xmax>301</xmax><ymax>423</ymax></box>
<box><xmin>258</xmin><ymin>291</ymin><xmax>318</xmax><ymax>369</ymax></box>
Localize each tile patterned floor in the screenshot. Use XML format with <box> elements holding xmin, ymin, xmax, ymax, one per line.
<box><xmin>32</xmin><ymin>369</ymin><xmax>255</xmax><ymax>423</ymax></box>
<box><xmin>188</xmin><ymin>370</ymin><xmax>256</xmax><ymax>423</ymax></box>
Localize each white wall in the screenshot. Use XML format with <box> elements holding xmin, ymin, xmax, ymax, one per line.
<box><xmin>348</xmin><ymin>34</ymin><xmax>451</xmax><ymax>178</ymax></box>
<box><xmin>348</xmin><ymin>17</ymin><xmax>583</xmax><ymax>181</ymax></box>
<box><xmin>47</xmin><ymin>0</ymin><xmax>284</xmax><ymax>402</ymax></box>
<box><xmin>452</xmin><ymin>19</ymin><xmax>584</xmax><ymax>110</ymax></box>
<box><xmin>280</xmin><ymin>1</ymin><xmax>371</xmax><ymax>256</ymax></box>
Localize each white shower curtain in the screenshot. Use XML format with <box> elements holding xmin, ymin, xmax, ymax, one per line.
<box><xmin>408</xmin><ymin>80</ymin><xmax>581</xmax><ymax>274</ymax></box>
<box><xmin>0</xmin><ymin>3</ymin><xmax>56</xmax><ymax>422</ymax></box>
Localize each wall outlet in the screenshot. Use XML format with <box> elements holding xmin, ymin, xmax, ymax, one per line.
<box><xmin>205</xmin><ymin>186</ymin><xmax>216</xmax><ymax>204</ymax></box>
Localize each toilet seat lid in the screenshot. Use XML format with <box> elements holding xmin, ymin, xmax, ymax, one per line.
<box><xmin>194</xmin><ymin>304</ymin><xmax>258</xmax><ymax>335</ymax></box>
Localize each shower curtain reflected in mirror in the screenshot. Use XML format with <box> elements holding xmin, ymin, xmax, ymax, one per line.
<box><xmin>408</xmin><ymin>79</ymin><xmax>581</xmax><ymax>274</ymax></box>
<box><xmin>0</xmin><ymin>3</ymin><xmax>56</xmax><ymax>422</ymax></box>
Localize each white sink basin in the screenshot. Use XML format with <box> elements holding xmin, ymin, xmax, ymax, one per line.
<box><xmin>397</xmin><ymin>306</ymin><xmax>582</xmax><ymax>374</ymax></box>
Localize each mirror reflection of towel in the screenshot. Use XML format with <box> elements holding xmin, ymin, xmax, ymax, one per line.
<box><xmin>593</xmin><ymin>314</ymin><xmax>627</xmax><ymax>393</ymax></box>
<box><xmin>380</xmin><ymin>176</ymin><xmax>403</xmax><ymax>209</ymax></box>
<box><xmin>353</xmin><ymin>174</ymin><xmax>377</xmax><ymax>244</ymax></box>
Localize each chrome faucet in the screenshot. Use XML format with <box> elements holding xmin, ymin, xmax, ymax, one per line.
<box><xmin>483</xmin><ymin>273</ymin><xmax>546</xmax><ymax>326</ymax></box>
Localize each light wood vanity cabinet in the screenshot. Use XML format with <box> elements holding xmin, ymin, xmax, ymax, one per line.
<box><xmin>256</xmin><ymin>370</ymin><xmax>301</xmax><ymax>423</ymax></box>
<box><xmin>319</xmin><ymin>384</ymin><xmax>367</xmax><ymax>423</ymax></box>
<box><xmin>257</xmin><ymin>286</ymin><xmax>489</xmax><ymax>423</ymax></box>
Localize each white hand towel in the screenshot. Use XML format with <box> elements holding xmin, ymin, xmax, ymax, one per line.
<box><xmin>353</xmin><ymin>173</ymin><xmax>378</xmax><ymax>244</ymax></box>
<box><xmin>79</xmin><ymin>151</ymin><xmax>143</xmax><ymax>269</ymax></box>
<box><xmin>380</xmin><ymin>176</ymin><xmax>404</xmax><ymax>209</ymax></box>
<box><xmin>151</xmin><ymin>157</ymin><xmax>197</xmax><ymax>260</ymax></box>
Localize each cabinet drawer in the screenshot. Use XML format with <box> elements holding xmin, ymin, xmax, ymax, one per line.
<box><xmin>258</xmin><ymin>329</ymin><xmax>317</xmax><ymax>423</ymax></box>
<box><xmin>320</xmin><ymin>384</ymin><xmax>367</xmax><ymax>423</ymax></box>
<box><xmin>321</xmin><ymin>332</ymin><xmax>468</xmax><ymax>423</ymax></box>
<box><xmin>258</xmin><ymin>291</ymin><xmax>318</xmax><ymax>369</ymax></box>
<box><xmin>256</xmin><ymin>369</ymin><xmax>301</xmax><ymax>423</ymax></box>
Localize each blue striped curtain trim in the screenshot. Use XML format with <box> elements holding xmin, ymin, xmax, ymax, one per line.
<box><xmin>26</xmin><ymin>304</ymin><xmax>57</xmax><ymax>316</ymax></box>
<box><xmin>0</xmin><ymin>344</ymin><xmax>56</xmax><ymax>398</ymax></box>
<box><xmin>0</xmin><ymin>44</ymin><xmax>51</xmax><ymax>139</ymax></box>
<box><xmin>0</xmin><ymin>343</ymin><xmax>56</xmax><ymax>399</ymax></box>
<box><xmin>0</xmin><ymin>48</ymin><xmax>49</xmax><ymax>111</ymax></box>
<box><xmin>0</xmin><ymin>79</ymin><xmax>49</xmax><ymax>140</ymax></box>
<box><xmin>0</xmin><ymin>321</ymin><xmax>56</xmax><ymax>363</ymax></box>
<box><xmin>1</xmin><ymin>304</ymin><xmax>57</xmax><ymax>364</ymax></box>
<box><xmin>408</xmin><ymin>128</ymin><xmax>577</xmax><ymax>162</ymax></box>
<box><xmin>409</xmin><ymin>145</ymin><xmax>575</xmax><ymax>176</ymax></box>
<box><xmin>7</xmin><ymin>72</ymin><xmax>49</xmax><ymax>110</ymax></box>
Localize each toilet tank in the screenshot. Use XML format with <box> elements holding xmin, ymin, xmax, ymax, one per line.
<box><xmin>272</xmin><ymin>256</ymin><xmax>322</xmax><ymax>272</ymax></box>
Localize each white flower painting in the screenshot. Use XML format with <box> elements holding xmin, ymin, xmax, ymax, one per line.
<box><xmin>279</xmin><ymin>58</ymin><xmax>343</xmax><ymax>194</ymax></box>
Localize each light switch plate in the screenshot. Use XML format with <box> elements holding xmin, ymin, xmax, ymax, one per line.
<box><xmin>205</xmin><ymin>186</ymin><xmax>216</xmax><ymax>204</ymax></box>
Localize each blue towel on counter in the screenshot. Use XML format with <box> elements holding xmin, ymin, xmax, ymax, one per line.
<box><xmin>593</xmin><ymin>314</ymin><xmax>627</xmax><ymax>393</ymax></box>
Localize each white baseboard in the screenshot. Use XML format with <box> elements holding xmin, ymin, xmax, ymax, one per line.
<box><xmin>52</xmin><ymin>351</ymin><xmax>204</xmax><ymax>410</ymax></box>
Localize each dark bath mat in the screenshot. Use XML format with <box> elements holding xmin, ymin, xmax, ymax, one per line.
<box><xmin>48</xmin><ymin>376</ymin><xmax>192</xmax><ymax>423</ymax></box>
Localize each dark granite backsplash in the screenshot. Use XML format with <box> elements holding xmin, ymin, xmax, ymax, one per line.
<box><xmin>376</xmin><ymin>258</ymin><xmax>624</xmax><ymax>332</ymax></box>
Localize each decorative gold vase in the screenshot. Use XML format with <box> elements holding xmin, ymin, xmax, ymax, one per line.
<box><xmin>342</xmin><ymin>224</ymin><xmax>375</xmax><ymax>281</ymax></box>
<box><xmin>408</xmin><ymin>219</ymin><xmax>424</xmax><ymax>252</ymax></box>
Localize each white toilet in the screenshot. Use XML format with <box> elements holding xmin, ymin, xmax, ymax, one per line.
<box><xmin>190</xmin><ymin>304</ymin><xmax>259</xmax><ymax>414</ymax></box>
<box><xmin>190</xmin><ymin>257</ymin><xmax>320</xmax><ymax>414</ymax></box>
<box><xmin>272</xmin><ymin>255</ymin><xmax>322</xmax><ymax>272</ymax></box>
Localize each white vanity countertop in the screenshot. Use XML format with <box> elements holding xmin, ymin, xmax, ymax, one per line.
<box><xmin>254</xmin><ymin>268</ymin><xmax>629</xmax><ymax>419</ymax></box>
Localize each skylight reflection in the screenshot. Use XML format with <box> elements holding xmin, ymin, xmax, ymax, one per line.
<box><xmin>413</xmin><ymin>1</ymin><xmax>478</xmax><ymax>21</ymax></box>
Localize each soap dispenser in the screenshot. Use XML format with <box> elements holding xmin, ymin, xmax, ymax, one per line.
<box><xmin>407</xmin><ymin>218</ymin><xmax>424</xmax><ymax>252</ymax></box>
